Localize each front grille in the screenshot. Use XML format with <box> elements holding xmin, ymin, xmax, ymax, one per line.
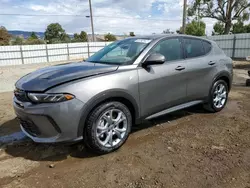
<box><xmin>18</xmin><ymin>118</ymin><xmax>41</xmax><ymax>137</ymax></box>
<box><xmin>14</xmin><ymin>89</ymin><xmax>29</xmax><ymax>102</ymax></box>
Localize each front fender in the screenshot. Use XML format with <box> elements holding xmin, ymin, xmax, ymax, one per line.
<box><xmin>77</xmin><ymin>89</ymin><xmax>140</xmax><ymax>137</ymax></box>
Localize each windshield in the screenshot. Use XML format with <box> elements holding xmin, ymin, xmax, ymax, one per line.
<box><xmin>86</xmin><ymin>38</ymin><xmax>152</xmax><ymax>65</ymax></box>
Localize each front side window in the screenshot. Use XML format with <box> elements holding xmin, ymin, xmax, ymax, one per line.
<box><xmin>87</xmin><ymin>38</ymin><xmax>152</xmax><ymax>65</ymax></box>
<box><xmin>184</xmin><ymin>38</ymin><xmax>205</xmax><ymax>58</ymax></box>
<box><xmin>150</xmin><ymin>38</ymin><xmax>183</xmax><ymax>61</ymax></box>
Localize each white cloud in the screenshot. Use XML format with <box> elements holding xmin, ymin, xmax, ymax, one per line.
<box><xmin>0</xmin><ymin>0</ymin><xmax>216</xmax><ymax>35</ymax></box>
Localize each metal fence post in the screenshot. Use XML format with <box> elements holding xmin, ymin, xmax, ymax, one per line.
<box><xmin>66</xmin><ymin>43</ymin><xmax>70</xmax><ymax>61</ymax></box>
<box><xmin>232</xmin><ymin>34</ymin><xmax>236</xmax><ymax>59</ymax></box>
<box><xmin>45</xmin><ymin>44</ymin><xmax>49</xmax><ymax>63</ymax></box>
<box><xmin>87</xmin><ymin>43</ymin><xmax>90</xmax><ymax>58</ymax></box>
<box><xmin>20</xmin><ymin>45</ymin><xmax>24</xmax><ymax>64</ymax></box>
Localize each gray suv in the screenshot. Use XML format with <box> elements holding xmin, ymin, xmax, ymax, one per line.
<box><xmin>13</xmin><ymin>35</ymin><xmax>233</xmax><ymax>154</ymax></box>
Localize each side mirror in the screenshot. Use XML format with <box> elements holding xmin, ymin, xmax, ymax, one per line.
<box><xmin>142</xmin><ymin>53</ymin><xmax>166</xmax><ymax>67</ymax></box>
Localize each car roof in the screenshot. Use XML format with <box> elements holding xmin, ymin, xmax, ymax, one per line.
<box><xmin>129</xmin><ymin>34</ymin><xmax>213</xmax><ymax>43</ymax></box>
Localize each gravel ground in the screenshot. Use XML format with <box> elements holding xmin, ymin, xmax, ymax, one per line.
<box><xmin>0</xmin><ymin>63</ymin><xmax>250</xmax><ymax>188</ymax></box>
<box><xmin>0</xmin><ymin>59</ymin><xmax>82</xmax><ymax>93</ymax></box>
<box><xmin>0</xmin><ymin>86</ymin><xmax>250</xmax><ymax>188</ymax></box>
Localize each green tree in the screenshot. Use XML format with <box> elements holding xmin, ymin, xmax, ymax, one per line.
<box><xmin>0</xmin><ymin>26</ymin><xmax>11</xmax><ymax>45</ymax></box>
<box><xmin>44</xmin><ymin>23</ymin><xmax>69</xmax><ymax>43</ymax></box>
<box><xmin>212</xmin><ymin>22</ymin><xmax>225</xmax><ymax>35</ymax></box>
<box><xmin>104</xmin><ymin>33</ymin><xmax>117</xmax><ymax>41</ymax></box>
<box><xmin>79</xmin><ymin>31</ymin><xmax>87</xmax><ymax>42</ymax></box>
<box><xmin>232</xmin><ymin>21</ymin><xmax>250</xmax><ymax>33</ymax></box>
<box><xmin>232</xmin><ymin>21</ymin><xmax>246</xmax><ymax>33</ymax></box>
<box><xmin>72</xmin><ymin>31</ymin><xmax>87</xmax><ymax>42</ymax></box>
<box><xmin>176</xmin><ymin>27</ymin><xmax>183</xmax><ymax>34</ymax></box>
<box><xmin>129</xmin><ymin>32</ymin><xmax>135</xmax><ymax>36</ymax></box>
<box><xmin>25</xmin><ymin>39</ymin><xmax>45</xmax><ymax>45</ymax></box>
<box><xmin>188</xmin><ymin>0</ymin><xmax>250</xmax><ymax>34</ymax></box>
<box><xmin>184</xmin><ymin>20</ymin><xmax>206</xmax><ymax>36</ymax></box>
<box><xmin>29</xmin><ymin>32</ymin><xmax>38</xmax><ymax>40</ymax></box>
<box><xmin>11</xmin><ymin>36</ymin><xmax>24</xmax><ymax>45</ymax></box>
<box><xmin>245</xmin><ymin>24</ymin><xmax>250</xmax><ymax>33</ymax></box>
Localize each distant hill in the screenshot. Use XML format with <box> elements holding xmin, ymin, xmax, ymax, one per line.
<box><xmin>8</xmin><ymin>30</ymin><xmax>74</xmax><ymax>39</ymax></box>
<box><xmin>8</xmin><ymin>30</ymin><xmax>126</xmax><ymax>40</ymax></box>
<box><xmin>8</xmin><ymin>30</ymin><xmax>45</xmax><ymax>39</ymax></box>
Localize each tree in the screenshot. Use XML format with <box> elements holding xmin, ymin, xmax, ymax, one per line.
<box><xmin>176</xmin><ymin>27</ymin><xmax>183</xmax><ymax>34</ymax></box>
<box><xmin>0</xmin><ymin>26</ymin><xmax>11</xmax><ymax>46</ymax></box>
<box><xmin>72</xmin><ymin>31</ymin><xmax>87</xmax><ymax>42</ymax></box>
<box><xmin>188</xmin><ymin>0</ymin><xmax>250</xmax><ymax>34</ymax></box>
<box><xmin>104</xmin><ymin>33</ymin><xmax>117</xmax><ymax>41</ymax></box>
<box><xmin>232</xmin><ymin>21</ymin><xmax>250</xmax><ymax>33</ymax></box>
<box><xmin>12</xmin><ymin>36</ymin><xmax>24</xmax><ymax>45</ymax></box>
<box><xmin>182</xmin><ymin>20</ymin><xmax>206</xmax><ymax>36</ymax></box>
<box><xmin>232</xmin><ymin>21</ymin><xmax>246</xmax><ymax>33</ymax></box>
<box><xmin>29</xmin><ymin>32</ymin><xmax>38</xmax><ymax>40</ymax></box>
<box><xmin>79</xmin><ymin>31</ymin><xmax>87</xmax><ymax>42</ymax></box>
<box><xmin>245</xmin><ymin>24</ymin><xmax>250</xmax><ymax>33</ymax></box>
<box><xmin>44</xmin><ymin>23</ymin><xmax>69</xmax><ymax>44</ymax></box>
<box><xmin>25</xmin><ymin>39</ymin><xmax>45</xmax><ymax>45</ymax></box>
<box><xmin>25</xmin><ymin>31</ymin><xmax>44</xmax><ymax>44</ymax></box>
<box><xmin>129</xmin><ymin>32</ymin><xmax>135</xmax><ymax>37</ymax></box>
<box><xmin>212</xmin><ymin>22</ymin><xmax>225</xmax><ymax>35</ymax></box>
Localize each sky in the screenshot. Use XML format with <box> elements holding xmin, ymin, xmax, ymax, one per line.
<box><xmin>0</xmin><ymin>0</ymin><xmax>216</xmax><ymax>35</ymax></box>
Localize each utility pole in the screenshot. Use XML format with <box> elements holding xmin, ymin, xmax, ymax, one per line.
<box><xmin>198</xmin><ymin>4</ymin><xmax>201</xmax><ymax>29</ymax></box>
<box><xmin>182</xmin><ymin>0</ymin><xmax>187</xmax><ymax>34</ymax></box>
<box><xmin>88</xmin><ymin>0</ymin><xmax>95</xmax><ymax>42</ymax></box>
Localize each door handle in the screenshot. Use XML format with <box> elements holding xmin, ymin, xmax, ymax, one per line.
<box><xmin>208</xmin><ymin>61</ymin><xmax>216</xmax><ymax>66</ymax></box>
<box><xmin>175</xmin><ymin>66</ymin><xmax>185</xmax><ymax>71</ymax></box>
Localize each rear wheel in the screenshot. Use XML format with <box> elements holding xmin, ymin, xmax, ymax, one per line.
<box><xmin>203</xmin><ymin>80</ymin><xmax>228</xmax><ymax>112</ymax></box>
<box><xmin>246</xmin><ymin>79</ymin><xmax>250</xmax><ymax>87</ymax></box>
<box><xmin>84</xmin><ymin>101</ymin><xmax>132</xmax><ymax>154</ymax></box>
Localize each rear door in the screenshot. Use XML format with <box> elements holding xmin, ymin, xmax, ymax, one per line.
<box><xmin>183</xmin><ymin>38</ymin><xmax>218</xmax><ymax>101</ymax></box>
<box><xmin>138</xmin><ymin>37</ymin><xmax>188</xmax><ymax>117</ymax></box>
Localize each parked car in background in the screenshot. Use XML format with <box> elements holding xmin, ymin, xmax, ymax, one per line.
<box><xmin>13</xmin><ymin>35</ymin><xmax>233</xmax><ymax>154</ymax></box>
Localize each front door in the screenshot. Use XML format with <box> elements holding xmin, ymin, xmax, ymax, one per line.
<box><xmin>138</xmin><ymin>37</ymin><xmax>188</xmax><ymax>118</ymax></box>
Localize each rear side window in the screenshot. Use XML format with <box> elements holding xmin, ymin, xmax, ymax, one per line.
<box><xmin>183</xmin><ymin>38</ymin><xmax>205</xmax><ymax>58</ymax></box>
<box><xmin>202</xmin><ymin>40</ymin><xmax>212</xmax><ymax>54</ymax></box>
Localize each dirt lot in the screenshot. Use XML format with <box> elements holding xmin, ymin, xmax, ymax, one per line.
<box><xmin>0</xmin><ymin>64</ymin><xmax>250</xmax><ymax>188</ymax></box>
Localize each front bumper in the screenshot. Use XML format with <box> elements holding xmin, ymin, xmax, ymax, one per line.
<box><xmin>13</xmin><ymin>97</ymin><xmax>85</xmax><ymax>143</ymax></box>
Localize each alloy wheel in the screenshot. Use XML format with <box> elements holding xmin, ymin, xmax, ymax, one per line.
<box><xmin>213</xmin><ymin>83</ymin><xmax>227</xmax><ymax>109</ymax></box>
<box><xmin>96</xmin><ymin>109</ymin><xmax>128</xmax><ymax>148</ymax></box>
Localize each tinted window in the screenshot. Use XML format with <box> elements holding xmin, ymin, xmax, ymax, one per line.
<box><xmin>151</xmin><ymin>38</ymin><xmax>183</xmax><ymax>61</ymax></box>
<box><xmin>184</xmin><ymin>38</ymin><xmax>205</xmax><ymax>58</ymax></box>
<box><xmin>202</xmin><ymin>40</ymin><xmax>212</xmax><ymax>54</ymax></box>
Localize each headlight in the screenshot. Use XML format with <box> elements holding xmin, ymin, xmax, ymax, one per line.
<box><xmin>27</xmin><ymin>93</ymin><xmax>75</xmax><ymax>103</ymax></box>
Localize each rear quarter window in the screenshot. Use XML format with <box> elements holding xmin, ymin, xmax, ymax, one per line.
<box><xmin>183</xmin><ymin>38</ymin><xmax>205</xmax><ymax>58</ymax></box>
<box><xmin>202</xmin><ymin>40</ymin><xmax>212</xmax><ymax>54</ymax></box>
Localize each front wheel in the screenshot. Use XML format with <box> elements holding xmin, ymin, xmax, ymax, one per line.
<box><xmin>84</xmin><ymin>101</ymin><xmax>132</xmax><ymax>154</ymax></box>
<box><xmin>203</xmin><ymin>80</ymin><xmax>229</xmax><ymax>112</ymax></box>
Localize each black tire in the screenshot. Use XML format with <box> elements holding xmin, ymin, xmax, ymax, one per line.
<box><xmin>83</xmin><ymin>101</ymin><xmax>132</xmax><ymax>154</ymax></box>
<box><xmin>203</xmin><ymin>80</ymin><xmax>229</xmax><ymax>112</ymax></box>
<box><xmin>246</xmin><ymin>79</ymin><xmax>250</xmax><ymax>87</ymax></box>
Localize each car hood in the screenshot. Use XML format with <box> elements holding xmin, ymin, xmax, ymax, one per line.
<box><xmin>15</xmin><ymin>61</ymin><xmax>119</xmax><ymax>92</ymax></box>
